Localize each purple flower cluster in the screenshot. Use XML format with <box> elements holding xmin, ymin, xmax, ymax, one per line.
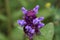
<box><xmin>17</xmin><ymin>5</ymin><xmax>44</xmax><ymax>40</ymax></box>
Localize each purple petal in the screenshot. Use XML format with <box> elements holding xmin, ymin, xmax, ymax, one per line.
<box><xmin>21</xmin><ymin>7</ymin><xmax>27</xmax><ymax>14</ymax></box>
<box><xmin>33</xmin><ymin>5</ymin><xmax>39</xmax><ymax>14</ymax></box>
<box><xmin>31</xmin><ymin>29</ymin><xmax>35</xmax><ymax>34</ymax></box>
<box><xmin>38</xmin><ymin>25</ymin><xmax>41</xmax><ymax>28</ymax></box>
<box><xmin>33</xmin><ymin>18</ymin><xmax>39</xmax><ymax>24</ymax></box>
<box><xmin>25</xmin><ymin>26</ymin><xmax>35</xmax><ymax>34</ymax></box>
<box><xmin>17</xmin><ymin>20</ymin><xmax>26</xmax><ymax>26</ymax></box>
<box><xmin>38</xmin><ymin>22</ymin><xmax>45</xmax><ymax>28</ymax></box>
<box><xmin>25</xmin><ymin>25</ymin><xmax>32</xmax><ymax>31</ymax></box>
<box><xmin>25</xmin><ymin>25</ymin><xmax>31</xmax><ymax>29</ymax></box>
<box><xmin>28</xmin><ymin>33</ymin><xmax>33</xmax><ymax>39</ymax></box>
<box><xmin>25</xmin><ymin>25</ymin><xmax>29</xmax><ymax>29</ymax></box>
<box><xmin>38</xmin><ymin>17</ymin><xmax>44</xmax><ymax>21</ymax></box>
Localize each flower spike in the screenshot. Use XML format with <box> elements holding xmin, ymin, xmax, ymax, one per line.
<box><xmin>17</xmin><ymin>5</ymin><xmax>44</xmax><ymax>40</ymax></box>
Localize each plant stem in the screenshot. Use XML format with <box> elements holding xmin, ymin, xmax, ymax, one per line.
<box><xmin>5</xmin><ymin>0</ymin><xmax>12</xmax><ymax>35</ymax></box>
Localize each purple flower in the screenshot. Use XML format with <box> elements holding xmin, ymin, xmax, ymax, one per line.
<box><xmin>38</xmin><ymin>22</ymin><xmax>45</xmax><ymax>28</ymax></box>
<box><xmin>17</xmin><ymin>5</ymin><xmax>44</xmax><ymax>40</ymax></box>
<box><xmin>17</xmin><ymin>20</ymin><xmax>26</xmax><ymax>26</ymax></box>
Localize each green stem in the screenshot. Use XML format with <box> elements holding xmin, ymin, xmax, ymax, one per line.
<box><xmin>5</xmin><ymin>0</ymin><xmax>12</xmax><ymax>35</ymax></box>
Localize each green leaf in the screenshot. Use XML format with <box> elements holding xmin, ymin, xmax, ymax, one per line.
<box><xmin>34</xmin><ymin>22</ymin><xmax>54</xmax><ymax>40</ymax></box>
<box><xmin>34</xmin><ymin>35</ymin><xmax>47</xmax><ymax>40</ymax></box>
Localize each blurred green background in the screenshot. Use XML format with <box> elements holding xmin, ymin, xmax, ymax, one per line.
<box><xmin>0</xmin><ymin>0</ymin><xmax>60</xmax><ymax>40</ymax></box>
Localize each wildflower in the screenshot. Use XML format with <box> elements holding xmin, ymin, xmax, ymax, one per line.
<box><xmin>17</xmin><ymin>5</ymin><xmax>44</xmax><ymax>40</ymax></box>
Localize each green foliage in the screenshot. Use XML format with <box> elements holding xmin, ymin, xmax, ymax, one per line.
<box><xmin>9</xmin><ymin>0</ymin><xmax>21</xmax><ymax>12</ymax></box>
<box><xmin>19</xmin><ymin>0</ymin><xmax>28</xmax><ymax>7</ymax></box>
<box><xmin>0</xmin><ymin>14</ymin><xmax>7</xmax><ymax>21</ymax></box>
<box><xmin>12</xmin><ymin>10</ymin><xmax>23</xmax><ymax>21</ymax></box>
<box><xmin>0</xmin><ymin>33</ymin><xmax>8</xmax><ymax>40</ymax></box>
<box><xmin>37</xmin><ymin>8</ymin><xmax>54</xmax><ymax>18</ymax></box>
